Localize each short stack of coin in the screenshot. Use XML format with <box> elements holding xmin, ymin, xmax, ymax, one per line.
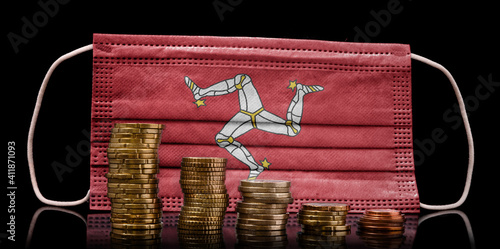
<box><xmin>105</xmin><ymin>123</ymin><xmax>164</xmax><ymax>246</ymax></box>
<box><xmin>296</xmin><ymin>203</ymin><xmax>350</xmax><ymax>248</ymax></box>
<box><xmin>177</xmin><ymin>157</ymin><xmax>228</xmax><ymax>247</ymax></box>
<box><xmin>357</xmin><ymin>209</ymin><xmax>406</xmax><ymax>247</ymax></box>
<box><xmin>235</xmin><ymin>180</ymin><xmax>293</xmax><ymax>248</ymax></box>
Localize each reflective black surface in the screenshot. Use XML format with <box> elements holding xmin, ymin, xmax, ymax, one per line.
<box><xmin>17</xmin><ymin>206</ymin><xmax>488</xmax><ymax>249</ymax></box>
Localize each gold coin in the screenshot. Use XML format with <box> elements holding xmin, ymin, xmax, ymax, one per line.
<box><xmin>237</xmin><ymin>234</ymin><xmax>287</xmax><ymax>242</ymax></box>
<box><xmin>237</xmin><ymin>240</ymin><xmax>288</xmax><ymax>247</ymax></box>
<box><xmin>107</xmin><ymin>187</ymin><xmax>158</xmax><ymax>194</ymax></box>
<box><xmin>181</xmin><ymin>206</ymin><xmax>227</xmax><ymax>212</ymax></box>
<box><xmin>114</xmin><ymin>123</ymin><xmax>165</xmax><ymax>129</ymax></box>
<box><xmin>181</xmin><ymin>184</ymin><xmax>226</xmax><ymax>190</ymax></box>
<box><xmin>236</xmin><ymin>201</ymin><xmax>288</xmax><ymax>209</ymax></box>
<box><xmin>111</xmin><ymin>213</ymin><xmax>162</xmax><ymax>219</ymax></box>
<box><xmin>107</xmin><ymin>193</ymin><xmax>159</xmax><ymax>199</ymax></box>
<box><xmin>184</xmin><ymin>198</ymin><xmax>228</xmax><ymax>203</ymax></box>
<box><xmin>107</xmin><ymin>148</ymin><xmax>158</xmax><ymax>154</ymax></box>
<box><xmin>180</xmin><ymin>175</ymin><xmax>226</xmax><ymax>181</ymax></box>
<box><xmin>298</xmin><ymin>219</ymin><xmax>346</xmax><ymax>226</ymax></box>
<box><xmin>110</xmin><ymin>237</ymin><xmax>162</xmax><ymax>246</ymax></box>
<box><xmin>111</xmin><ymin>208</ymin><xmax>162</xmax><ymax>214</ymax></box>
<box><xmin>177</xmin><ymin>223</ymin><xmax>223</xmax><ymax>230</ymax></box>
<box><xmin>110</xmin><ymin>168</ymin><xmax>160</xmax><ymax>174</ymax></box>
<box><xmin>108</xmin><ymin>142</ymin><xmax>159</xmax><ymax>148</ymax></box>
<box><xmin>182</xmin><ymin>157</ymin><xmax>227</xmax><ymax>163</ymax></box>
<box><xmin>240</xmin><ymin>192</ymin><xmax>292</xmax><ymax>198</ymax></box>
<box><xmin>240</xmin><ymin>179</ymin><xmax>290</xmax><ymax>188</ymax></box>
<box><xmin>105</xmin><ymin>173</ymin><xmax>157</xmax><ymax>179</ymax></box>
<box><xmin>177</xmin><ymin>220</ymin><xmax>224</xmax><ymax>227</ymax></box>
<box><xmin>107</xmin><ymin>178</ymin><xmax>159</xmax><ymax>184</ymax></box>
<box><xmin>110</xmin><ymin>217</ymin><xmax>162</xmax><ymax>224</ymax></box>
<box><xmin>179</xmin><ymin>179</ymin><xmax>226</xmax><ymax>185</ymax></box>
<box><xmin>181</xmin><ymin>171</ymin><xmax>226</xmax><ymax>176</ymax></box>
<box><xmin>243</xmin><ymin>197</ymin><xmax>293</xmax><ymax>204</ymax></box>
<box><xmin>181</xmin><ymin>166</ymin><xmax>225</xmax><ymax>172</ymax></box>
<box><xmin>109</xmin><ymin>137</ymin><xmax>161</xmax><ymax>144</ymax></box>
<box><xmin>300</xmin><ymin>229</ymin><xmax>351</xmax><ymax>237</ymax></box>
<box><xmin>237</xmin><ymin>213</ymin><xmax>289</xmax><ymax>220</ymax></box>
<box><xmin>238</xmin><ymin>186</ymin><xmax>290</xmax><ymax>193</ymax></box>
<box><xmin>298</xmin><ymin>210</ymin><xmax>348</xmax><ymax>216</ymax></box>
<box><xmin>108</xmin><ymin>164</ymin><xmax>158</xmax><ymax>170</ymax></box>
<box><xmin>301</xmin><ymin>203</ymin><xmax>350</xmax><ymax>212</ymax></box>
<box><xmin>179</xmin><ymin>210</ymin><xmax>226</xmax><ymax>217</ymax></box>
<box><xmin>112</xmin><ymin>223</ymin><xmax>162</xmax><ymax>230</ymax></box>
<box><xmin>110</xmin><ymin>233</ymin><xmax>161</xmax><ymax>240</ymax></box>
<box><xmin>183</xmin><ymin>202</ymin><xmax>228</xmax><ymax>208</ymax></box>
<box><xmin>110</xmin><ymin>133</ymin><xmax>161</xmax><ymax>139</ymax></box>
<box><xmin>178</xmin><ymin>215</ymin><xmax>225</xmax><ymax>222</ymax></box>
<box><xmin>297</xmin><ymin>214</ymin><xmax>346</xmax><ymax>221</ymax></box>
<box><xmin>108</xmin><ymin>183</ymin><xmax>158</xmax><ymax>189</ymax></box>
<box><xmin>108</xmin><ymin>158</ymin><xmax>159</xmax><ymax>164</ymax></box>
<box><xmin>237</xmin><ymin>218</ymin><xmax>288</xmax><ymax>225</ymax></box>
<box><xmin>111</xmin><ymin>198</ymin><xmax>161</xmax><ymax>204</ymax></box>
<box><xmin>182</xmin><ymin>188</ymin><xmax>227</xmax><ymax>194</ymax></box>
<box><xmin>297</xmin><ymin>232</ymin><xmax>346</xmax><ymax>242</ymax></box>
<box><xmin>236</xmin><ymin>207</ymin><xmax>287</xmax><ymax>214</ymax></box>
<box><xmin>107</xmin><ymin>153</ymin><xmax>158</xmax><ymax>159</ymax></box>
<box><xmin>236</xmin><ymin>223</ymin><xmax>286</xmax><ymax>231</ymax></box>
<box><xmin>177</xmin><ymin>228</ymin><xmax>222</xmax><ymax>235</ymax></box>
<box><xmin>111</xmin><ymin>203</ymin><xmax>162</xmax><ymax>209</ymax></box>
<box><xmin>181</xmin><ymin>161</ymin><xmax>226</xmax><ymax>167</ymax></box>
<box><xmin>236</xmin><ymin>229</ymin><xmax>286</xmax><ymax>236</ymax></box>
<box><xmin>111</xmin><ymin>228</ymin><xmax>162</xmax><ymax>235</ymax></box>
<box><xmin>301</xmin><ymin>224</ymin><xmax>351</xmax><ymax>231</ymax></box>
<box><xmin>183</xmin><ymin>193</ymin><xmax>228</xmax><ymax>199</ymax></box>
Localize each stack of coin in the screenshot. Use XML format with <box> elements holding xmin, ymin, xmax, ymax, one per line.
<box><xmin>235</xmin><ymin>180</ymin><xmax>293</xmax><ymax>248</ymax></box>
<box><xmin>105</xmin><ymin>123</ymin><xmax>164</xmax><ymax>246</ymax></box>
<box><xmin>296</xmin><ymin>203</ymin><xmax>350</xmax><ymax>248</ymax></box>
<box><xmin>177</xmin><ymin>157</ymin><xmax>228</xmax><ymax>247</ymax></box>
<box><xmin>357</xmin><ymin>209</ymin><xmax>406</xmax><ymax>246</ymax></box>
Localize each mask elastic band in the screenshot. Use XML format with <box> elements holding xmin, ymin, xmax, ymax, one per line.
<box><xmin>27</xmin><ymin>44</ymin><xmax>93</xmax><ymax>206</ymax></box>
<box><xmin>418</xmin><ymin>210</ymin><xmax>475</xmax><ymax>249</ymax></box>
<box><xmin>411</xmin><ymin>53</ymin><xmax>475</xmax><ymax>210</ymax></box>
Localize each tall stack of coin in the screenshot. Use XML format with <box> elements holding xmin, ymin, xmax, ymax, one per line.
<box><xmin>105</xmin><ymin>123</ymin><xmax>164</xmax><ymax>246</ymax></box>
<box><xmin>235</xmin><ymin>180</ymin><xmax>293</xmax><ymax>248</ymax></box>
<box><xmin>177</xmin><ymin>157</ymin><xmax>228</xmax><ymax>248</ymax></box>
<box><xmin>296</xmin><ymin>203</ymin><xmax>350</xmax><ymax>248</ymax></box>
<box><xmin>357</xmin><ymin>209</ymin><xmax>406</xmax><ymax>247</ymax></box>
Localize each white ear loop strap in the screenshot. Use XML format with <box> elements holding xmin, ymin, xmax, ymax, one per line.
<box><xmin>27</xmin><ymin>44</ymin><xmax>93</xmax><ymax>206</ymax></box>
<box><xmin>411</xmin><ymin>53</ymin><xmax>475</xmax><ymax>210</ymax></box>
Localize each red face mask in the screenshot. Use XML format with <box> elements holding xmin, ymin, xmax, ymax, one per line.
<box><xmin>28</xmin><ymin>34</ymin><xmax>474</xmax><ymax>213</ymax></box>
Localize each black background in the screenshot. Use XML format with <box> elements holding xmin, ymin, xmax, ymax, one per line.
<box><xmin>2</xmin><ymin>0</ymin><xmax>499</xmax><ymax>248</ymax></box>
